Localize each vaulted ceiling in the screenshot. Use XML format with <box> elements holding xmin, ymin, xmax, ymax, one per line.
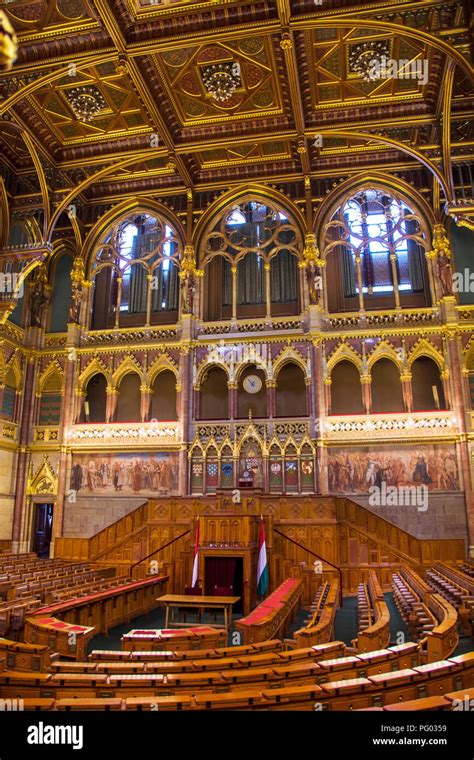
<box><xmin>0</xmin><ymin>0</ymin><xmax>472</xmax><ymax>236</ymax></box>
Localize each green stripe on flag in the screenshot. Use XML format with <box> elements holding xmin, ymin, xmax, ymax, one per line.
<box><xmin>257</xmin><ymin>564</ymin><xmax>269</xmax><ymax>597</ymax></box>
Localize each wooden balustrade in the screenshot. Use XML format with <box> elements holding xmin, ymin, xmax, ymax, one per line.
<box><xmin>235</xmin><ymin>579</ymin><xmax>303</xmax><ymax>644</ymax></box>
<box><xmin>23</xmin><ymin>576</ymin><xmax>169</xmax><ymax>659</ymax></box>
<box><xmin>397</xmin><ymin>566</ymin><xmax>458</xmax><ymax>662</ymax></box>
<box><xmin>0</xmin><ymin>638</ymin><xmax>51</xmax><ymax>673</ymax></box>
<box><xmin>356</xmin><ymin>571</ymin><xmax>391</xmax><ymax>653</ymax></box>
<box><xmin>294</xmin><ymin>578</ymin><xmax>340</xmax><ymax>647</ymax></box>
<box><xmin>424</xmin><ymin>593</ymin><xmax>459</xmax><ymax>663</ymax></box>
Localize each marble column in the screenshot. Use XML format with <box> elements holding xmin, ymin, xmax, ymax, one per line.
<box><xmin>446</xmin><ymin>329</ymin><xmax>474</xmax><ymax>555</ymax></box>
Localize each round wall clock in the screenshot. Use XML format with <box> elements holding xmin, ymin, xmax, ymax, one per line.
<box><xmin>243</xmin><ymin>374</ymin><xmax>262</xmax><ymax>394</ymax></box>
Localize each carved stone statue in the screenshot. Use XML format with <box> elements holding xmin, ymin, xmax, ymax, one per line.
<box><xmin>69</xmin><ymin>280</ymin><xmax>82</xmax><ymax>323</ymax></box>
<box><xmin>180</xmin><ymin>269</ymin><xmax>196</xmax><ymax>315</ymax></box>
<box><xmin>430</xmin><ymin>223</ymin><xmax>454</xmax><ymax>298</ymax></box>
<box><xmin>179</xmin><ymin>244</ymin><xmax>202</xmax><ymax>316</ymax></box>
<box><xmin>29</xmin><ymin>266</ymin><xmax>49</xmax><ymax>328</ymax></box>
<box><xmin>69</xmin><ymin>255</ymin><xmax>85</xmax><ymax>324</ymax></box>
<box><xmin>300</xmin><ymin>233</ymin><xmax>324</xmax><ymax>306</ymax></box>
<box><xmin>306</xmin><ymin>259</ymin><xmax>321</xmax><ymax>305</ymax></box>
<box><xmin>437</xmin><ymin>251</ymin><xmax>453</xmax><ymax>297</ymax></box>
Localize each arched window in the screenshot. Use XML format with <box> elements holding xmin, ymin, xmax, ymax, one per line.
<box><xmin>1</xmin><ymin>368</ymin><xmax>17</xmax><ymax>422</ymax></box>
<box><xmin>116</xmin><ymin>373</ymin><xmax>141</xmax><ymax>422</ymax></box>
<box><xmin>411</xmin><ymin>357</ymin><xmax>446</xmax><ymax>411</ymax></box>
<box><xmin>275</xmin><ymin>363</ymin><xmax>307</xmax><ymax>417</ymax></box>
<box><xmin>151</xmin><ymin>371</ymin><xmax>177</xmax><ymax>421</ymax></box>
<box><xmin>325</xmin><ymin>189</ymin><xmax>430</xmax><ymax>312</ymax></box>
<box><xmin>85</xmin><ymin>373</ymin><xmax>107</xmax><ymax>423</ymax></box>
<box><xmin>200</xmin><ymin>367</ymin><xmax>228</xmax><ymax>420</ymax></box>
<box><xmin>39</xmin><ymin>372</ymin><xmax>62</xmax><ymax>426</ymax></box>
<box><xmin>48</xmin><ymin>254</ymin><xmax>73</xmax><ymax>333</ymax></box>
<box><xmin>371</xmin><ymin>359</ymin><xmax>404</xmax><ymax>413</ymax></box>
<box><xmin>330</xmin><ymin>361</ymin><xmax>364</xmax><ymax>415</ymax></box>
<box><xmin>202</xmin><ymin>200</ymin><xmax>301</xmax><ymax>321</ymax></box>
<box><xmin>1</xmin><ymin>261</ymin><xmax>30</xmax><ymax>328</ymax></box>
<box><xmin>90</xmin><ymin>212</ymin><xmax>181</xmax><ymax>330</ymax></box>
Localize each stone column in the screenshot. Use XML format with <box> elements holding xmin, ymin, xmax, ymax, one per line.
<box><xmin>313</xmin><ymin>340</ymin><xmax>325</xmax><ymax>494</ymax></box>
<box><xmin>179</xmin><ymin>348</ymin><xmax>191</xmax><ymax>495</ymax></box>
<box><xmin>74</xmin><ymin>390</ymin><xmax>86</xmax><ymax>424</ymax></box>
<box><xmin>400</xmin><ymin>373</ymin><xmax>413</xmax><ymax>413</ymax></box>
<box><xmin>51</xmin><ymin>324</ymin><xmax>80</xmax><ymax>557</ymax></box>
<box><xmin>266</xmin><ymin>381</ymin><xmax>276</xmax><ymax>418</ymax></box>
<box><xmin>441</xmin><ymin>369</ymin><xmax>452</xmax><ymax>410</ymax></box>
<box><xmin>305</xmin><ymin>378</ymin><xmax>312</xmax><ymax>417</ymax></box>
<box><xmin>106</xmin><ymin>388</ymin><xmax>118</xmax><ymax>423</ymax></box>
<box><xmin>445</xmin><ymin>327</ymin><xmax>474</xmax><ymax>556</ymax></box>
<box><xmin>11</xmin><ymin>348</ymin><xmax>38</xmax><ymax>553</ymax></box>
<box><xmin>324</xmin><ymin>378</ymin><xmax>331</xmax><ymax>416</ymax></box>
<box><xmin>228</xmin><ymin>383</ymin><xmax>237</xmax><ymax>419</ymax></box>
<box><xmin>140</xmin><ymin>385</ymin><xmax>151</xmax><ymax>422</ymax></box>
<box><xmin>193</xmin><ymin>386</ymin><xmax>200</xmax><ymax>420</ymax></box>
<box><xmin>361</xmin><ymin>375</ymin><xmax>372</xmax><ymax>415</ymax></box>
<box><xmin>264</xmin><ymin>263</ymin><xmax>271</xmax><ymax>322</ymax></box>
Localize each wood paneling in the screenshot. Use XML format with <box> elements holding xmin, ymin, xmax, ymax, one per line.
<box><xmin>55</xmin><ymin>495</ymin><xmax>466</xmax><ymax>605</ymax></box>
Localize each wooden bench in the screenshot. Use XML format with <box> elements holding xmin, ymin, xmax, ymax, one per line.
<box><xmin>56</xmin><ymin>698</ymin><xmax>123</xmax><ymax>711</ymax></box>
<box><xmin>294</xmin><ymin>578</ymin><xmax>339</xmax><ymax>647</ymax></box>
<box><xmin>235</xmin><ymin>579</ymin><xmax>303</xmax><ymax>644</ymax></box>
<box><xmin>125</xmin><ymin>695</ymin><xmax>194</xmax><ymax>710</ymax></box>
<box><xmin>356</xmin><ymin>571</ymin><xmax>390</xmax><ymax>653</ymax></box>
<box><xmin>382</xmin><ymin>696</ymin><xmax>448</xmax><ymax>711</ymax></box>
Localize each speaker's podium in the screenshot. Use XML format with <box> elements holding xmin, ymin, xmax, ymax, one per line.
<box><xmin>194</xmin><ymin>509</ymin><xmax>270</xmax><ymax>614</ymax></box>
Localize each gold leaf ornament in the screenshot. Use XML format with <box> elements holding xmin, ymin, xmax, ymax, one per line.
<box><xmin>0</xmin><ymin>11</ymin><xmax>17</xmax><ymax>72</ymax></box>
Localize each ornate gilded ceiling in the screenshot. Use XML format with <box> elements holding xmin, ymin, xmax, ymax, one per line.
<box><xmin>0</xmin><ymin>0</ymin><xmax>472</xmax><ymax>230</ymax></box>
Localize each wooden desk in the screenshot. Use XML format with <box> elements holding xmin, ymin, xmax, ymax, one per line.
<box><xmin>157</xmin><ymin>594</ymin><xmax>240</xmax><ymax>632</ymax></box>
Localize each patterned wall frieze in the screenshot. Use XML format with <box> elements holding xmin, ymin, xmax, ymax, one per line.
<box><xmin>67</xmin><ymin>421</ymin><xmax>182</xmax><ymax>449</ymax></box>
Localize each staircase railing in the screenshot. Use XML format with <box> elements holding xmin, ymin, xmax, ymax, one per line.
<box><xmin>130</xmin><ymin>529</ymin><xmax>190</xmax><ymax>577</ymax></box>
<box><xmin>273</xmin><ymin>527</ymin><xmax>343</xmax><ymax>607</ymax></box>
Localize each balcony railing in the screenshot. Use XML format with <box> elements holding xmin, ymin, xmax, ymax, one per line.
<box><xmin>0</xmin><ymin>420</ymin><xmax>18</xmax><ymax>444</ymax></box>
<box><xmin>33</xmin><ymin>426</ymin><xmax>60</xmax><ymax>443</ymax></box>
<box><xmin>323</xmin><ymin>411</ymin><xmax>458</xmax><ymax>441</ymax></box>
<box><xmin>67</xmin><ymin>421</ymin><xmax>182</xmax><ymax>447</ymax></box>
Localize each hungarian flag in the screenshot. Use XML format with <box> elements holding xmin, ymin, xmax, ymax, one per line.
<box><xmin>257</xmin><ymin>517</ymin><xmax>268</xmax><ymax>597</ymax></box>
<box><xmin>191</xmin><ymin>518</ymin><xmax>199</xmax><ymax>588</ymax></box>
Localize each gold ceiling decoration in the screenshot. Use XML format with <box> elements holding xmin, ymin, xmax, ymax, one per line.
<box><xmin>201</xmin><ymin>62</ymin><xmax>241</xmax><ymax>103</ymax></box>
<box><xmin>349</xmin><ymin>41</ymin><xmax>390</xmax><ymax>82</ymax></box>
<box><xmin>0</xmin><ymin>1</ymin><xmax>470</xmax><ymax>209</ymax></box>
<box><xmin>154</xmin><ymin>38</ymin><xmax>278</xmax><ymax>124</ymax></box>
<box><xmin>66</xmin><ymin>85</ymin><xmax>106</xmax><ymax>122</ymax></box>
<box><xmin>0</xmin><ymin>11</ymin><xmax>17</xmax><ymax>72</ymax></box>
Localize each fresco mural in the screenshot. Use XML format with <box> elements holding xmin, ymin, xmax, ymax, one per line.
<box><xmin>70</xmin><ymin>452</ymin><xmax>179</xmax><ymax>496</ymax></box>
<box><xmin>327</xmin><ymin>444</ymin><xmax>459</xmax><ymax>493</ymax></box>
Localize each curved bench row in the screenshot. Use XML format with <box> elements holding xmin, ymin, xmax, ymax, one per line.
<box><xmin>235</xmin><ymin>579</ymin><xmax>303</xmax><ymax>644</ymax></box>
<box><xmin>395</xmin><ymin>566</ymin><xmax>458</xmax><ymax>662</ymax></box>
<box><xmin>0</xmin><ymin>652</ymin><xmax>472</xmax><ymax>711</ymax></box>
<box><xmin>294</xmin><ymin>578</ymin><xmax>340</xmax><ymax>647</ymax></box>
<box><xmin>355</xmin><ymin>571</ymin><xmax>390</xmax><ymax>653</ymax></box>
<box><xmin>23</xmin><ymin>575</ymin><xmax>169</xmax><ymax>658</ymax></box>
